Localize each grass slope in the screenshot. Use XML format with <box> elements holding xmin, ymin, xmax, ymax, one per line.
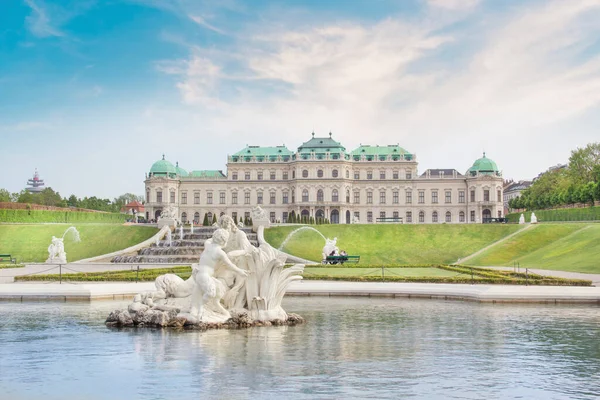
<box><xmin>264</xmin><ymin>224</ymin><xmax>521</xmax><ymax>265</ymax></box>
<box><xmin>0</xmin><ymin>224</ymin><xmax>158</xmax><ymax>263</ymax></box>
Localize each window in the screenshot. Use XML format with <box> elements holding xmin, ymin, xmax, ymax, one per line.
<box><xmin>346</xmin><ymin>191</ymin><xmax>350</xmax><ymax>203</ymax></box>
<box><xmin>406</xmin><ymin>191</ymin><xmax>412</xmax><ymax>204</ymax></box>
<box><xmin>257</xmin><ymin>192</ymin><xmax>263</xmax><ymax>204</ymax></box>
<box><xmin>156</xmin><ymin>191</ymin><xmax>162</xmax><ymax>203</ymax></box>
<box><xmin>432</xmin><ymin>211</ymin><xmax>438</xmax><ymax>223</ymax></box>
<box><xmin>483</xmin><ymin>190</ymin><xmax>490</xmax><ymax>202</ymax></box>
<box><xmin>317</xmin><ymin>170</ymin><xmax>323</xmax><ymax>178</ymax></box>
<box><xmin>302</xmin><ymin>170</ymin><xmax>308</xmax><ymax>178</ymax></box>
<box><xmin>354</xmin><ymin>211</ymin><xmax>360</xmax><ymax>222</ymax></box>
<box><xmin>446</xmin><ymin>211</ymin><xmax>452</xmax><ymax>223</ymax></box>
<box><xmin>367</xmin><ymin>191</ymin><xmax>373</xmax><ymax>204</ymax></box>
<box><xmin>232</xmin><ymin>212</ymin><xmax>237</xmax><ymax>222</ymax></box>
<box><xmin>270</xmin><ymin>192</ymin><xmax>276</xmax><ymax>204</ymax></box>
<box><xmin>346</xmin><ymin>170</ymin><xmax>350</xmax><ymax>178</ymax></box>
<box><xmin>270</xmin><ymin>172</ymin><xmax>275</xmax><ymax>180</ymax></box>
<box><xmin>302</xmin><ymin>190</ymin><xmax>309</xmax><ymax>202</ymax></box>
<box><xmin>257</xmin><ymin>172</ymin><xmax>263</xmax><ymax>181</ymax></box>
<box><xmin>380</xmin><ymin>190</ymin><xmax>386</xmax><ymax>204</ymax></box>
<box><xmin>207</xmin><ymin>192</ymin><xmax>213</xmax><ymax>204</ymax></box>
<box><xmin>367</xmin><ymin>211</ymin><xmax>373</xmax><ymax>223</ymax></box>
<box><xmin>406</xmin><ymin>211</ymin><xmax>412</xmax><ymax>223</ymax></box>
<box><xmin>194</xmin><ymin>212</ymin><xmax>200</xmax><ymax>224</ymax></box>
<box><xmin>206</xmin><ymin>212</ymin><xmax>213</xmax><ymax>223</ymax></box>
<box><xmin>194</xmin><ymin>192</ymin><xmax>200</xmax><ymax>204</ymax></box>
<box><xmin>393</xmin><ymin>211</ymin><xmax>399</xmax><ymax>219</ymax></box>
<box><xmin>354</xmin><ymin>191</ymin><xmax>360</xmax><ymax>204</ymax></box>
<box><xmin>245</xmin><ymin>172</ymin><xmax>250</xmax><ymax>180</ymax></box>
<box><xmin>470</xmin><ymin>190</ymin><xmax>475</xmax><ymax>202</ymax></box>
<box><xmin>181</xmin><ymin>192</ymin><xmax>187</xmax><ymax>204</ymax></box>
<box><xmin>445</xmin><ymin>191</ymin><xmax>451</xmax><ymax>204</ymax></box>
<box><xmin>418</xmin><ymin>191</ymin><xmax>425</xmax><ymax>204</ymax></box>
<box><xmin>332</xmin><ymin>189</ymin><xmax>339</xmax><ymax>202</ymax></box>
<box><xmin>219</xmin><ymin>192</ymin><xmax>225</xmax><ymax>204</ymax></box>
<box><xmin>380</xmin><ymin>171</ymin><xmax>386</xmax><ymax>179</ymax></box>
<box><xmin>283</xmin><ymin>192</ymin><xmax>289</xmax><ymax>204</ymax></box>
<box><xmin>459</xmin><ymin>191</ymin><xmax>465</xmax><ymax>204</ymax></box>
<box><xmin>406</xmin><ymin>171</ymin><xmax>412</xmax><ymax>179</ymax></box>
<box><xmin>393</xmin><ymin>191</ymin><xmax>399</xmax><ymax>204</ymax></box>
<box><xmin>332</xmin><ymin>169</ymin><xmax>339</xmax><ymax>178</ymax></box>
<box><xmin>291</xmin><ymin>191</ymin><xmax>295</xmax><ymax>203</ymax></box>
<box><xmin>380</xmin><ymin>211</ymin><xmax>386</xmax><ymax>219</ymax></box>
<box><xmin>317</xmin><ymin>189</ymin><xmax>324</xmax><ymax>202</ymax></box>
<box><xmin>232</xmin><ymin>173</ymin><xmax>238</xmax><ymax>180</ymax></box>
<box><xmin>292</xmin><ymin>171</ymin><xmax>295</xmax><ymax>178</ymax></box>
<box><xmin>282</xmin><ymin>212</ymin><xmax>288</xmax><ymax>223</ymax></box>
<box><xmin>283</xmin><ymin>171</ymin><xmax>288</xmax><ymax>180</ymax></box>
<box><xmin>354</xmin><ymin>171</ymin><xmax>360</xmax><ymax>179</ymax></box>
<box><xmin>470</xmin><ymin>210</ymin><xmax>475</xmax><ymax>222</ymax></box>
<box><xmin>232</xmin><ymin>192</ymin><xmax>238</xmax><ymax>205</ymax></box>
<box><xmin>419</xmin><ymin>211</ymin><xmax>425</xmax><ymax>223</ymax></box>
<box><xmin>498</xmin><ymin>211</ymin><xmax>502</xmax><ymax>218</ymax></box>
<box><xmin>245</xmin><ymin>212</ymin><xmax>250</xmax><ymax>222</ymax></box>
<box><xmin>432</xmin><ymin>191</ymin><xmax>438</xmax><ymax>204</ymax></box>
<box><xmin>367</xmin><ymin>171</ymin><xmax>373</xmax><ymax>180</ymax></box>
<box><xmin>459</xmin><ymin>211</ymin><xmax>465</xmax><ymax>222</ymax></box>
<box><xmin>270</xmin><ymin>212</ymin><xmax>276</xmax><ymax>223</ymax></box>
<box><xmin>497</xmin><ymin>190</ymin><xmax>502</xmax><ymax>202</ymax></box>
<box><xmin>245</xmin><ymin>192</ymin><xmax>250</xmax><ymax>205</ymax></box>
<box><xmin>146</xmin><ymin>189</ymin><xmax>150</xmax><ymax>203</ymax></box>
<box><xmin>181</xmin><ymin>212</ymin><xmax>187</xmax><ymax>223</ymax></box>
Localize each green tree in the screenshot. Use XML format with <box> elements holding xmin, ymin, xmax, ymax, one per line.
<box><xmin>0</xmin><ymin>188</ymin><xmax>11</xmax><ymax>202</ymax></box>
<box><xmin>568</xmin><ymin>142</ymin><xmax>600</xmax><ymax>184</ymax></box>
<box><xmin>66</xmin><ymin>195</ymin><xmax>79</xmax><ymax>208</ymax></box>
<box><xmin>211</xmin><ymin>213</ymin><xmax>217</xmax><ymax>225</ymax></box>
<box><xmin>202</xmin><ymin>213</ymin><xmax>209</xmax><ymax>226</ymax></box>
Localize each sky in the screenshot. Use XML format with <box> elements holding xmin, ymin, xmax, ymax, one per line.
<box><xmin>1</xmin><ymin>0</ymin><xmax>599</xmax><ymax>199</ymax></box>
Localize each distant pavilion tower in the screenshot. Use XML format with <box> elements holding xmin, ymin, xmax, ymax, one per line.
<box><xmin>26</xmin><ymin>169</ymin><xmax>45</xmax><ymax>193</ymax></box>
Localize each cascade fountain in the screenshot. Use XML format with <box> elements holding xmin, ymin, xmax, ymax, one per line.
<box><xmin>277</xmin><ymin>226</ymin><xmax>327</xmax><ymax>251</ymax></box>
<box><xmin>46</xmin><ymin>226</ymin><xmax>81</xmax><ymax>264</ymax></box>
<box><xmin>107</xmin><ymin>215</ymin><xmax>304</xmax><ymax>329</ymax></box>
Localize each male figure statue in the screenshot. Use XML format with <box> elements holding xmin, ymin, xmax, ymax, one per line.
<box><xmin>190</xmin><ymin>228</ymin><xmax>249</xmax><ymax>319</ymax></box>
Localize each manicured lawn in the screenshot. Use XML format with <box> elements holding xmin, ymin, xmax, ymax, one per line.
<box><xmin>265</xmin><ymin>224</ymin><xmax>522</xmax><ymax>264</ymax></box>
<box><xmin>465</xmin><ymin>224</ymin><xmax>584</xmax><ymax>266</ymax></box>
<box><xmin>304</xmin><ymin>267</ymin><xmax>465</xmax><ymax>277</ymax></box>
<box><xmin>516</xmin><ymin>225</ymin><xmax>600</xmax><ymax>273</ymax></box>
<box><xmin>0</xmin><ymin>224</ymin><xmax>158</xmax><ymax>263</ymax></box>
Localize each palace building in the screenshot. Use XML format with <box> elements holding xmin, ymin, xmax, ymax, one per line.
<box><xmin>144</xmin><ymin>133</ymin><xmax>504</xmax><ymax>224</ymax></box>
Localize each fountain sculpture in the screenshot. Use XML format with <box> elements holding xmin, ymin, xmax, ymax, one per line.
<box><xmin>530</xmin><ymin>212</ymin><xmax>538</xmax><ymax>224</ymax></box>
<box><xmin>46</xmin><ymin>227</ymin><xmax>81</xmax><ymax>264</ymax></box>
<box><xmin>107</xmin><ymin>215</ymin><xmax>305</xmax><ymax>329</ymax></box>
<box><xmin>519</xmin><ymin>214</ymin><xmax>525</xmax><ymax>224</ymax></box>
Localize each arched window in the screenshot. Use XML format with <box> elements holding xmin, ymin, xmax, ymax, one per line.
<box><xmin>181</xmin><ymin>212</ymin><xmax>187</xmax><ymax>223</ymax></box>
<box><xmin>146</xmin><ymin>188</ymin><xmax>150</xmax><ymax>203</ymax></box>
<box><xmin>302</xmin><ymin>170</ymin><xmax>308</xmax><ymax>178</ymax></box>
<box><xmin>332</xmin><ymin>189</ymin><xmax>339</xmax><ymax>202</ymax></box>
<box><xmin>302</xmin><ymin>190</ymin><xmax>309</xmax><ymax>202</ymax></box>
<box><xmin>332</xmin><ymin>169</ymin><xmax>338</xmax><ymax>178</ymax></box>
<box><xmin>432</xmin><ymin>211</ymin><xmax>438</xmax><ymax>223</ymax></box>
<box><xmin>445</xmin><ymin>211</ymin><xmax>451</xmax><ymax>223</ymax></box>
<box><xmin>419</xmin><ymin>211</ymin><xmax>425</xmax><ymax>223</ymax></box>
<box><xmin>459</xmin><ymin>211</ymin><xmax>465</xmax><ymax>222</ymax></box>
<box><xmin>317</xmin><ymin>170</ymin><xmax>323</xmax><ymax>178</ymax></box>
<box><xmin>193</xmin><ymin>212</ymin><xmax>200</xmax><ymax>224</ymax></box>
<box><xmin>317</xmin><ymin>189</ymin><xmax>324</xmax><ymax>202</ymax></box>
<box><xmin>346</xmin><ymin>190</ymin><xmax>350</xmax><ymax>203</ymax></box>
<box><xmin>206</xmin><ymin>212</ymin><xmax>213</xmax><ymax>222</ymax></box>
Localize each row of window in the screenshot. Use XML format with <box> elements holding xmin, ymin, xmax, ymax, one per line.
<box><xmin>149</xmin><ymin>188</ymin><xmax>502</xmax><ymax>205</ymax></box>
<box><xmin>230</xmin><ymin>169</ymin><xmax>414</xmax><ymax>181</ymax></box>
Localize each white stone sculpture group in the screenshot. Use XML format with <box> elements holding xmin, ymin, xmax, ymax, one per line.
<box><xmin>322</xmin><ymin>237</ymin><xmax>339</xmax><ymax>261</ymax></box>
<box><xmin>519</xmin><ymin>213</ymin><xmax>538</xmax><ymax>224</ymax></box>
<box><xmin>130</xmin><ymin>215</ymin><xmax>304</xmax><ymax>324</ymax></box>
<box><xmin>46</xmin><ymin>236</ymin><xmax>67</xmax><ymax>264</ymax></box>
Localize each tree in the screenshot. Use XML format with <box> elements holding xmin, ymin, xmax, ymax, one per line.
<box><xmin>66</xmin><ymin>195</ymin><xmax>79</xmax><ymax>208</ymax></box>
<box><xmin>202</xmin><ymin>213</ymin><xmax>209</xmax><ymax>226</ymax></box>
<box><xmin>211</xmin><ymin>213</ymin><xmax>217</xmax><ymax>225</ymax></box>
<box><xmin>568</xmin><ymin>142</ymin><xmax>600</xmax><ymax>184</ymax></box>
<box><xmin>0</xmin><ymin>188</ymin><xmax>11</xmax><ymax>202</ymax></box>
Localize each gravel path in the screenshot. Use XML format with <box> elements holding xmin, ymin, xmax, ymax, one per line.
<box><xmin>485</xmin><ymin>266</ymin><xmax>600</xmax><ymax>286</ymax></box>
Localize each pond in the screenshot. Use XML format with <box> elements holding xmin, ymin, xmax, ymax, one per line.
<box><xmin>1</xmin><ymin>297</ymin><xmax>599</xmax><ymax>399</ymax></box>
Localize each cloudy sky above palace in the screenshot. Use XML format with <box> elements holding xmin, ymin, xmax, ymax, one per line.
<box><xmin>1</xmin><ymin>0</ymin><xmax>599</xmax><ymax>198</ymax></box>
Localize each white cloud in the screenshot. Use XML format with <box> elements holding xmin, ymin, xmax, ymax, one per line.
<box><xmin>188</xmin><ymin>15</ymin><xmax>226</xmax><ymax>35</ymax></box>
<box><xmin>24</xmin><ymin>0</ymin><xmax>64</xmax><ymax>38</ymax></box>
<box><xmin>427</xmin><ymin>0</ymin><xmax>480</xmax><ymax>10</ymax></box>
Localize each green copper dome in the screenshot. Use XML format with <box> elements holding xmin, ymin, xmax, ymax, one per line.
<box><xmin>175</xmin><ymin>162</ymin><xmax>188</xmax><ymax>177</ymax></box>
<box><xmin>467</xmin><ymin>153</ymin><xmax>500</xmax><ymax>176</ymax></box>
<box><xmin>150</xmin><ymin>155</ymin><xmax>177</xmax><ymax>177</ymax></box>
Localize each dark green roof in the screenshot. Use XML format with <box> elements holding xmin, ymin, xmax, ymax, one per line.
<box><xmin>297</xmin><ymin>133</ymin><xmax>346</xmax><ymax>153</ymax></box>
<box><xmin>232</xmin><ymin>146</ymin><xmax>293</xmax><ymax>157</ymax></box>
<box><xmin>175</xmin><ymin>162</ymin><xmax>188</xmax><ymax>177</ymax></box>
<box><xmin>188</xmin><ymin>170</ymin><xmax>226</xmax><ymax>179</ymax></box>
<box><xmin>150</xmin><ymin>155</ymin><xmax>177</xmax><ymax>177</ymax></box>
<box><xmin>350</xmin><ymin>145</ymin><xmax>413</xmax><ymax>161</ymax></box>
<box><xmin>467</xmin><ymin>153</ymin><xmax>500</xmax><ymax>176</ymax></box>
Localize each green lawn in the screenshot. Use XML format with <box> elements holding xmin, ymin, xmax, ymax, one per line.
<box><xmin>265</xmin><ymin>224</ymin><xmax>522</xmax><ymax>265</ymax></box>
<box><xmin>304</xmin><ymin>267</ymin><xmax>465</xmax><ymax>277</ymax></box>
<box><xmin>0</xmin><ymin>224</ymin><xmax>159</xmax><ymax>263</ymax></box>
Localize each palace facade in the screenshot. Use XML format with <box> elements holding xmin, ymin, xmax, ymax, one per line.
<box><xmin>144</xmin><ymin>133</ymin><xmax>504</xmax><ymax>224</ymax></box>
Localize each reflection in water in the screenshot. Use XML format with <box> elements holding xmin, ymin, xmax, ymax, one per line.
<box><xmin>1</xmin><ymin>298</ymin><xmax>600</xmax><ymax>399</ymax></box>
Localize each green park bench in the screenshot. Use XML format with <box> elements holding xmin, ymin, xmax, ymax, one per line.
<box><xmin>323</xmin><ymin>255</ymin><xmax>360</xmax><ymax>265</ymax></box>
<box><xmin>0</xmin><ymin>254</ymin><xmax>16</xmax><ymax>264</ymax></box>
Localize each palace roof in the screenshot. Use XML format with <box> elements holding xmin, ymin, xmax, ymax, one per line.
<box><xmin>188</xmin><ymin>170</ymin><xmax>226</xmax><ymax>179</ymax></box>
<box><xmin>350</xmin><ymin>144</ymin><xmax>413</xmax><ymax>161</ymax></box>
<box><xmin>297</xmin><ymin>133</ymin><xmax>346</xmax><ymax>153</ymax></box>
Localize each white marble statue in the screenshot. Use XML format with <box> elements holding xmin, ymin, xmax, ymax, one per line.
<box><xmin>519</xmin><ymin>213</ymin><xmax>525</xmax><ymax>224</ymax></box>
<box><xmin>46</xmin><ymin>236</ymin><xmax>67</xmax><ymax>264</ymax></box>
<box><xmin>530</xmin><ymin>212</ymin><xmax>538</xmax><ymax>224</ymax></box>
<box><xmin>251</xmin><ymin>205</ymin><xmax>271</xmax><ymax>230</ymax></box>
<box><xmin>322</xmin><ymin>237</ymin><xmax>339</xmax><ymax>261</ymax></box>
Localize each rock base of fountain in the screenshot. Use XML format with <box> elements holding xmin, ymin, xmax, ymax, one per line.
<box><xmin>106</xmin><ymin>307</ymin><xmax>304</xmax><ymax>330</ymax></box>
<box><xmin>157</xmin><ymin>217</ymin><xmax>177</xmax><ymax>229</ymax></box>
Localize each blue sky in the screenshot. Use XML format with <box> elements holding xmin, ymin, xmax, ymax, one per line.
<box><xmin>1</xmin><ymin>0</ymin><xmax>599</xmax><ymax>198</ymax></box>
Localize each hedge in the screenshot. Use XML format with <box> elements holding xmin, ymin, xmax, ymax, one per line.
<box><xmin>506</xmin><ymin>207</ymin><xmax>600</xmax><ymax>223</ymax></box>
<box><xmin>0</xmin><ymin>209</ymin><xmax>128</xmax><ymax>223</ymax></box>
